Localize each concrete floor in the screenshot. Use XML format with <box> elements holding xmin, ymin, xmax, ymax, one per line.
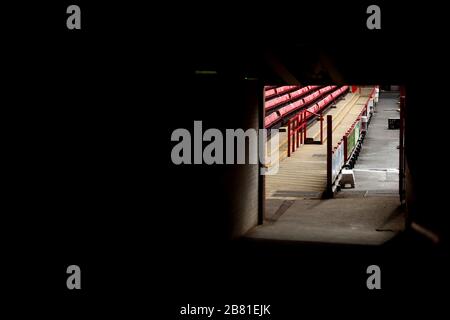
<box><xmin>342</xmin><ymin>92</ymin><xmax>400</xmax><ymax>194</ymax></box>
<box><xmin>248</xmin><ymin>197</ymin><xmax>404</xmax><ymax>245</ymax></box>
<box><xmin>247</xmin><ymin>197</ymin><xmax>403</xmax><ymax>245</ymax></box>
<box><xmin>251</xmin><ymin>93</ymin><xmax>404</xmax><ymax>245</ymax></box>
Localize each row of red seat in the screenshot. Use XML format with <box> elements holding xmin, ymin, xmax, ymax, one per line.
<box><xmin>265</xmin><ymin>87</ymin><xmax>332</xmax><ymax>127</ymax></box>
<box><xmin>319</xmin><ymin>85</ymin><xmax>335</xmax><ymax>95</ymax></box>
<box><xmin>264</xmin><ymin>86</ymin><xmax>349</xmax><ymax>128</ymax></box>
<box><xmin>289</xmin><ymin>85</ymin><xmax>319</xmax><ymax>99</ymax></box>
<box><xmin>265</xmin><ymin>94</ymin><xmax>291</xmax><ymax>110</ymax></box>
<box><xmin>306</xmin><ymin>86</ymin><xmax>349</xmax><ymax>117</ymax></box>
<box><xmin>264</xmin><ymin>112</ymin><xmax>281</xmax><ymax>127</ymax></box>
<box><xmin>302</xmin><ymin>90</ymin><xmax>321</xmax><ymax>105</ymax></box>
<box><xmin>265</xmin><ymin>85</ymin><xmax>299</xmax><ymax>100</ymax></box>
<box><xmin>265</xmin><ymin>85</ymin><xmax>319</xmax><ymax>110</ymax></box>
<box><xmin>331</xmin><ymin>86</ymin><xmax>348</xmax><ymax>99</ymax></box>
<box><xmin>277</xmin><ymin>85</ymin><xmax>336</xmax><ymax>117</ymax></box>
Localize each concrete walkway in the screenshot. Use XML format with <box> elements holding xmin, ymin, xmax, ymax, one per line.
<box><xmin>341</xmin><ymin>92</ymin><xmax>400</xmax><ymax>195</ymax></box>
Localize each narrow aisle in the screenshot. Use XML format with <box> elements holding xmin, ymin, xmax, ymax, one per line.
<box><xmin>342</xmin><ymin>92</ymin><xmax>400</xmax><ymax>194</ymax></box>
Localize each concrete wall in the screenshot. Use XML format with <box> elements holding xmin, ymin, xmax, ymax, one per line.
<box><xmin>403</xmin><ymin>84</ymin><xmax>449</xmax><ymax>242</ymax></box>
<box><xmin>224</xmin><ymin>83</ymin><xmax>260</xmax><ymax>239</ymax></box>
<box><xmin>168</xmin><ymin>78</ymin><xmax>261</xmax><ymax>244</ymax></box>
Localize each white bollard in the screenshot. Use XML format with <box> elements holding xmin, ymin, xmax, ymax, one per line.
<box><xmin>340</xmin><ymin>169</ymin><xmax>355</xmax><ymax>188</ymax></box>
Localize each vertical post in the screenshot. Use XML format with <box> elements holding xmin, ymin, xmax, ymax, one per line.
<box><xmin>291</xmin><ymin>121</ymin><xmax>295</xmax><ymax>154</ymax></box>
<box><xmin>299</xmin><ymin>114</ymin><xmax>302</xmax><ymax>146</ymax></box>
<box><xmin>343</xmin><ymin>135</ymin><xmax>348</xmax><ymax>163</ymax></box>
<box><xmin>294</xmin><ymin>118</ymin><xmax>297</xmax><ymax>153</ymax></box>
<box><xmin>326</xmin><ymin>115</ymin><xmax>333</xmax><ymax>198</ymax></box>
<box><xmin>320</xmin><ymin>115</ymin><xmax>323</xmax><ymax>144</ymax></box>
<box><xmin>296</xmin><ymin>115</ymin><xmax>300</xmax><ymax>148</ymax></box>
<box><xmin>293</xmin><ymin>118</ymin><xmax>296</xmax><ymax>150</ymax></box>
<box><xmin>287</xmin><ymin>121</ymin><xmax>291</xmax><ymax>157</ymax></box>
<box><xmin>293</xmin><ymin>118</ymin><xmax>296</xmax><ymax>152</ymax></box>
<box><xmin>399</xmin><ymin>93</ymin><xmax>405</xmax><ymax>203</ymax></box>
<box><xmin>304</xmin><ymin>111</ymin><xmax>308</xmax><ymax>143</ymax></box>
<box><xmin>299</xmin><ymin>112</ymin><xmax>303</xmax><ymax>144</ymax></box>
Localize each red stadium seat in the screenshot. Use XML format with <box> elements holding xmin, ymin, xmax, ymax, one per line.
<box><xmin>285</xmin><ymin>104</ymin><xmax>295</xmax><ymax>113</ymax></box>
<box><xmin>265</xmin><ymin>93</ymin><xmax>291</xmax><ymax>110</ymax></box>
<box><xmin>278</xmin><ymin>106</ymin><xmax>288</xmax><ymax>116</ymax></box>
<box><xmin>317</xmin><ymin>100</ymin><xmax>326</xmax><ymax>109</ymax></box>
<box><xmin>292</xmin><ymin>99</ymin><xmax>304</xmax><ymax>109</ymax></box>
<box><xmin>265</xmin><ymin>89</ymin><xmax>277</xmax><ymax>99</ymax></box>
<box><xmin>265</xmin><ymin>112</ymin><xmax>280</xmax><ymax>127</ymax></box>
<box><xmin>303</xmin><ymin>94</ymin><xmax>314</xmax><ymax>104</ymax></box>
<box><xmin>265</xmin><ymin>99</ymin><xmax>275</xmax><ymax>109</ymax></box>
<box><xmin>281</xmin><ymin>95</ymin><xmax>290</xmax><ymax>103</ymax></box>
<box><xmin>289</xmin><ymin>89</ymin><xmax>301</xmax><ymax>99</ymax></box>
<box><xmin>276</xmin><ymin>87</ymin><xmax>286</xmax><ymax>94</ymax></box>
<box><xmin>299</xmin><ymin>87</ymin><xmax>308</xmax><ymax>95</ymax></box>
<box><xmin>319</xmin><ymin>86</ymin><xmax>331</xmax><ymax>94</ymax></box>
<box><xmin>276</xmin><ymin>86</ymin><xmax>297</xmax><ymax>94</ymax></box>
